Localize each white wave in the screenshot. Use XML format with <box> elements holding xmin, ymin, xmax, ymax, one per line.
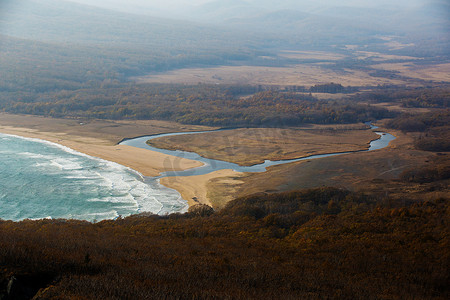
<box><xmin>28</xmin><ymin>216</ymin><xmax>53</xmax><ymax>221</ymax></box>
<box><xmin>17</xmin><ymin>151</ymin><xmax>54</xmax><ymax>160</ymax></box>
<box><xmin>0</xmin><ymin>132</ymin><xmax>189</xmax><ymax>220</ymax></box>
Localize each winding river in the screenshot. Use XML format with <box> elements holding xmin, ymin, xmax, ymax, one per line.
<box><xmin>0</xmin><ymin>123</ymin><xmax>396</xmax><ymax>221</ymax></box>
<box><xmin>120</xmin><ymin>123</ymin><xmax>396</xmax><ymax>178</ymax></box>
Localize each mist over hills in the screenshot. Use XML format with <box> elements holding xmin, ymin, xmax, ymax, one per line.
<box><xmin>1</xmin><ymin>0</ymin><xmax>448</xmax><ymax>55</ymax></box>
<box><xmin>63</xmin><ymin>0</ymin><xmax>449</xmax><ymax>38</ymax></box>
<box><xmin>0</xmin><ymin>0</ymin><xmax>265</xmax><ymax>89</ymax></box>
<box><xmin>3</xmin><ymin>0</ymin><xmax>446</xmax><ymax>46</ymax></box>
<box><xmin>0</xmin><ymin>0</ymin><xmax>448</xmax><ymax>94</ymax></box>
<box><xmin>0</xmin><ymin>0</ymin><xmax>251</xmax><ymax>47</ymax></box>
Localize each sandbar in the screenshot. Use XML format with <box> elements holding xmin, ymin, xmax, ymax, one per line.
<box><xmin>160</xmin><ymin>169</ymin><xmax>244</xmax><ymax>208</ymax></box>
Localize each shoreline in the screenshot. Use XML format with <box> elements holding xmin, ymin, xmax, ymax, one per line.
<box><xmin>0</xmin><ymin>125</ymin><xmax>203</xmax><ymax>177</ymax></box>
<box><xmin>0</xmin><ymin>114</ymin><xmax>397</xmax><ymax>211</ymax></box>
<box><xmin>0</xmin><ymin>115</ymin><xmax>233</xmax><ymax>209</ymax></box>
<box><xmin>159</xmin><ymin>169</ymin><xmax>244</xmax><ymax>208</ymax></box>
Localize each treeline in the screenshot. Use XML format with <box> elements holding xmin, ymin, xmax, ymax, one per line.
<box><xmin>0</xmin><ymin>187</ymin><xmax>448</xmax><ymax>299</ymax></box>
<box><xmin>386</xmin><ymin>110</ymin><xmax>450</xmax><ymax>132</ymax></box>
<box><xmin>282</xmin><ymin>83</ymin><xmax>358</xmax><ymax>94</ymax></box>
<box><xmin>386</xmin><ymin>110</ymin><xmax>450</xmax><ymax>153</ymax></box>
<box><xmin>352</xmin><ymin>86</ymin><xmax>450</xmax><ymax>108</ymax></box>
<box><xmin>309</xmin><ymin>82</ymin><xmax>357</xmax><ymax>93</ymax></box>
<box><xmin>0</xmin><ymin>84</ymin><xmax>392</xmax><ymax>127</ymax></box>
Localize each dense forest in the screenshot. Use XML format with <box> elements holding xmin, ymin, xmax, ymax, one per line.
<box><xmin>386</xmin><ymin>110</ymin><xmax>450</xmax><ymax>152</ymax></box>
<box><xmin>352</xmin><ymin>86</ymin><xmax>450</xmax><ymax>108</ymax></box>
<box><xmin>0</xmin><ymin>187</ymin><xmax>448</xmax><ymax>299</ymax></box>
<box><xmin>0</xmin><ymin>84</ymin><xmax>393</xmax><ymax>127</ymax></box>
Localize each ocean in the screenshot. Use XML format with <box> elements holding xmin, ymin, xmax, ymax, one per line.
<box><xmin>0</xmin><ymin>133</ymin><xmax>187</xmax><ymax>222</ymax></box>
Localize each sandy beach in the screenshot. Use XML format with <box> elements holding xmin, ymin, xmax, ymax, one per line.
<box><xmin>0</xmin><ymin>113</ymin><xmax>218</xmax><ymax>186</ymax></box>
<box><xmin>0</xmin><ymin>125</ymin><xmax>204</xmax><ymax>177</ymax></box>
<box><xmin>160</xmin><ymin>169</ymin><xmax>244</xmax><ymax>207</ymax></box>
<box><xmin>0</xmin><ymin>114</ymin><xmax>246</xmax><ymax>209</ymax></box>
<box><xmin>0</xmin><ymin>113</ymin><xmax>244</xmax><ymax>209</ymax></box>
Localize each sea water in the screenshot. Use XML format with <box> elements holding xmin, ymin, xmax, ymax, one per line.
<box><xmin>0</xmin><ymin>133</ymin><xmax>187</xmax><ymax>222</ymax></box>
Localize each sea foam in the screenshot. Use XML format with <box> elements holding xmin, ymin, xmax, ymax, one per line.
<box><xmin>0</xmin><ymin>133</ymin><xmax>187</xmax><ymax>221</ymax></box>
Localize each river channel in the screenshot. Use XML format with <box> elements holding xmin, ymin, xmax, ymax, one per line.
<box><xmin>120</xmin><ymin>123</ymin><xmax>396</xmax><ymax>178</ymax></box>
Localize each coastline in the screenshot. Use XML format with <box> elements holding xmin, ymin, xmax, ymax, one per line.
<box><xmin>0</xmin><ymin>114</ymin><xmax>398</xmax><ymax>212</ymax></box>
<box><xmin>0</xmin><ymin>114</ymin><xmax>234</xmax><ymax>209</ymax></box>
<box><xmin>0</xmin><ymin>125</ymin><xmax>203</xmax><ymax>177</ymax></box>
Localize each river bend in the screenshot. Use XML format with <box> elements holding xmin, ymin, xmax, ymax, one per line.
<box><xmin>120</xmin><ymin>123</ymin><xmax>396</xmax><ymax>178</ymax></box>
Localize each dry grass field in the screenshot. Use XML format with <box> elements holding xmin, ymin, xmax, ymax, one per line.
<box><xmin>278</xmin><ymin>50</ymin><xmax>347</xmax><ymax>60</ymax></box>
<box><xmin>132</xmin><ymin>50</ymin><xmax>449</xmax><ymax>87</ymax></box>
<box><xmin>149</xmin><ymin>123</ymin><xmax>376</xmax><ymax>166</ymax></box>
<box><xmin>208</xmin><ymin>127</ymin><xmax>448</xmax><ymax>202</ymax></box>
<box><xmin>133</xmin><ymin>64</ymin><xmax>407</xmax><ymax>87</ymax></box>
<box><xmin>371</xmin><ymin>62</ymin><xmax>450</xmax><ymax>83</ymax></box>
<box><xmin>0</xmin><ymin>113</ymin><xmax>214</xmax><ymax>145</ymax></box>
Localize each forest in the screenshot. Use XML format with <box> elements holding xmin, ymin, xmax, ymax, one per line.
<box><xmin>352</xmin><ymin>87</ymin><xmax>450</xmax><ymax>108</ymax></box>
<box><xmin>1</xmin><ymin>110</ymin><xmax>448</xmax><ymax>298</ymax></box>
<box><xmin>0</xmin><ymin>187</ymin><xmax>448</xmax><ymax>299</ymax></box>
<box><xmin>0</xmin><ymin>83</ymin><xmax>394</xmax><ymax>127</ymax></box>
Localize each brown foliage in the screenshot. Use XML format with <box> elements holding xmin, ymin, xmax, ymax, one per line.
<box><xmin>400</xmin><ymin>155</ymin><xmax>450</xmax><ymax>183</ymax></box>
<box><xmin>386</xmin><ymin>110</ymin><xmax>450</xmax><ymax>133</ymax></box>
<box><xmin>1</xmin><ymin>85</ymin><xmax>391</xmax><ymax>127</ymax></box>
<box><xmin>188</xmin><ymin>204</ymin><xmax>214</xmax><ymax>217</ymax></box>
<box><xmin>0</xmin><ymin>188</ymin><xmax>448</xmax><ymax>299</ymax></box>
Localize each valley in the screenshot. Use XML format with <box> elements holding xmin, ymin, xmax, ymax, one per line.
<box><xmin>0</xmin><ymin>0</ymin><xmax>448</xmax><ymax>298</ymax></box>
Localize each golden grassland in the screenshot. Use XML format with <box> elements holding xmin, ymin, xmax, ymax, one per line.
<box><xmin>354</xmin><ymin>51</ymin><xmax>421</xmax><ymax>61</ymax></box>
<box><xmin>133</xmin><ymin>64</ymin><xmax>407</xmax><ymax>87</ymax></box>
<box><xmin>233</xmin><ymin>123</ymin><xmax>449</xmax><ymax>200</ymax></box>
<box><xmin>153</xmin><ymin>124</ymin><xmax>384</xmax><ymax>209</ymax></box>
<box><xmin>149</xmin><ymin>123</ymin><xmax>376</xmax><ymax>166</ymax></box>
<box><xmin>132</xmin><ymin>50</ymin><xmax>449</xmax><ymax>87</ymax></box>
<box><xmin>195</xmin><ymin>114</ymin><xmax>449</xmax><ymax>209</ymax></box>
<box><xmin>371</xmin><ymin>62</ymin><xmax>450</xmax><ymax>83</ymax></box>
<box><xmin>155</xmin><ymin>122</ymin><xmax>441</xmax><ymax>210</ymax></box>
<box><xmin>0</xmin><ymin>113</ymin><xmax>214</xmax><ymax>145</ymax></box>
<box><xmin>370</xmin><ymin>102</ymin><xmax>434</xmax><ymax>114</ymax></box>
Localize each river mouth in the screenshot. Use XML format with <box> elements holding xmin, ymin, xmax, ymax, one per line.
<box><xmin>120</xmin><ymin>122</ymin><xmax>396</xmax><ymax>178</ymax></box>
<box><xmin>0</xmin><ymin>123</ymin><xmax>395</xmax><ymax>221</ymax></box>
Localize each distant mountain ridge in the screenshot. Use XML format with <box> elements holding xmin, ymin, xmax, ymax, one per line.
<box><xmin>2</xmin><ymin>0</ymin><xmax>446</xmax><ymax>54</ymax></box>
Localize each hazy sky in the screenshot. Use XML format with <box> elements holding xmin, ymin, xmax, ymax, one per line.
<box><xmin>67</xmin><ymin>0</ymin><xmax>428</xmax><ymax>13</ymax></box>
